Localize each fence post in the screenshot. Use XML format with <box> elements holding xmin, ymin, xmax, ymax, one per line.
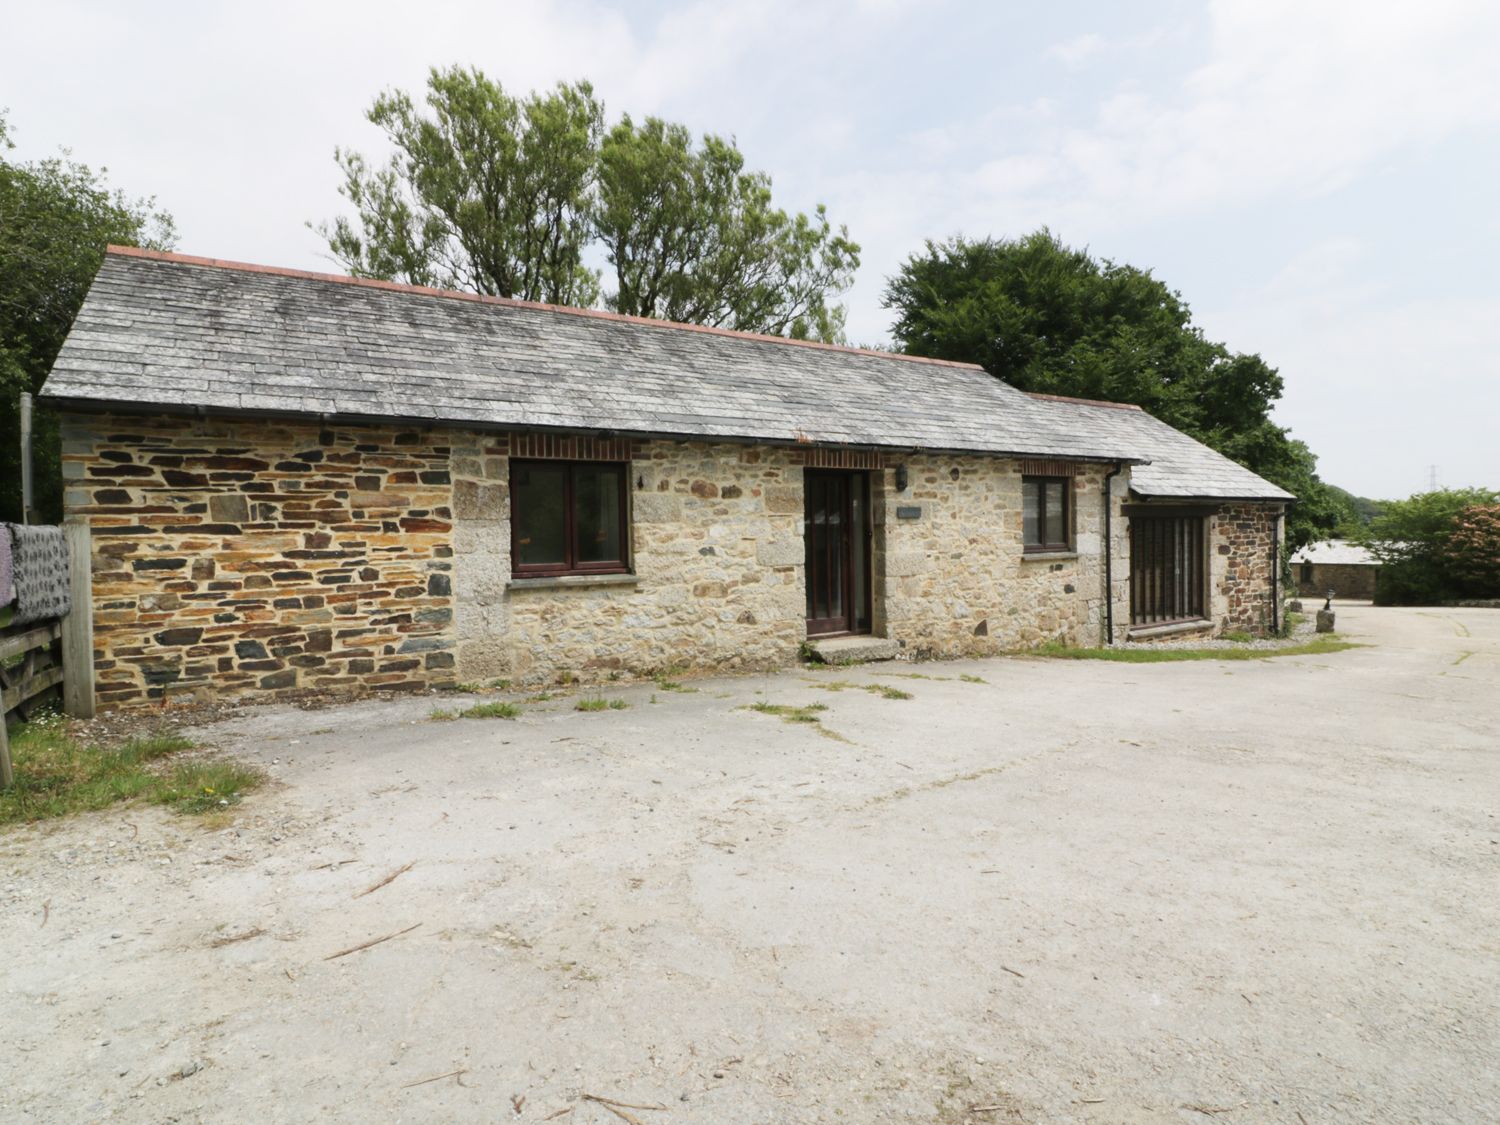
<box><xmin>61</xmin><ymin>518</ymin><xmax>95</xmax><ymax>719</ymax></box>
<box><xmin>19</xmin><ymin>391</ymin><xmax>34</xmax><ymax>524</ymax></box>
<box><xmin>0</xmin><ymin>702</ymin><xmax>11</xmax><ymax>788</ymax></box>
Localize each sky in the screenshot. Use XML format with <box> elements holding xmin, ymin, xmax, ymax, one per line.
<box><xmin>8</xmin><ymin>0</ymin><xmax>1498</xmax><ymax>500</ymax></box>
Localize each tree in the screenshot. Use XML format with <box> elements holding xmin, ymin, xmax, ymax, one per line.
<box><xmin>318</xmin><ymin>70</ymin><xmax>859</xmax><ymax>341</ymax></box>
<box><xmin>317</xmin><ymin>67</ymin><xmax>603</xmax><ymax>306</ymax></box>
<box><xmin>0</xmin><ymin>113</ymin><xmax>175</xmax><ymax>523</ymax></box>
<box><xmin>1324</xmin><ymin>484</ymin><xmax>1385</xmax><ymax>529</ymax></box>
<box><xmin>594</xmin><ymin>116</ymin><xmax>858</xmax><ymax>340</ymax></box>
<box><xmin>1359</xmin><ymin>487</ymin><xmax>1500</xmax><ymax>604</ymax></box>
<box><xmin>1447</xmin><ymin>505</ymin><xmax>1500</xmax><ymax>595</ymax></box>
<box><xmin>882</xmin><ymin>230</ymin><xmax>1344</xmax><ymax>549</ymax></box>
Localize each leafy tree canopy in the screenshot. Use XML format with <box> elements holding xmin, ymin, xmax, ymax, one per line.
<box><xmin>0</xmin><ymin>112</ymin><xmax>176</xmax><ymax>522</ymax></box>
<box><xmin>1324</xmin><ymin>483</ymin><xmax>1385</xmax><ymax>529</ymax></box>
<box><xmin>1358</xmin><ymin>487</ymin><xmax>1500</xmax><ymax>604</ymax></box>
<box><xmin>318</xmin><ymin>67</ymin><xmax>858</xmax><ymax>342</ymax></box>
<box><xmin>883</xmin><ymin>229</ymin><xmax>1346</xmax><ymax>549</ymax></box>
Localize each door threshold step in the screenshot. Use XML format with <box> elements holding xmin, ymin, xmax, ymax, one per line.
<box><xmin>805</xmin><ymin>636</ymin><xmax>902</xmax><ymax>664</ymax></box>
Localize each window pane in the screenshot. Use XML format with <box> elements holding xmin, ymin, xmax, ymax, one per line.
<box><xmin>514</xmin><ymin>463</ymin><xmax>567</xmax><ymax>567</ymax></box>
<box><xmin>574</xmin><ymin>464</ymin><xmax>623</xmax><ymax>564</ymax></box>
<box><xmin>1044</xmin><ymin>481</ymin><xmax>1067</xmax><ymax>545</ymax></box>
<box><xmin>1022</xmin><ymin>480</ymin><xmax>1040</xmax><ymax>545</ymax></box>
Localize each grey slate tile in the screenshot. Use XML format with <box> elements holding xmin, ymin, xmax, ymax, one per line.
<box><xmin>40</xmin><ymin>251</ymin><xmax>1292</xmax><ymax>501</ymax></box>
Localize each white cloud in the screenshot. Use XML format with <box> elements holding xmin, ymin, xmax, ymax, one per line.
<box><xmin>1200</xmin><ymin>242</ymin><xmax>1500</xmax><ymax>497</ymax></box>
<box><xmin>1046</xmin><ymin>32</ymin><xmax>1108</xmax><ymax>70</ymax></box>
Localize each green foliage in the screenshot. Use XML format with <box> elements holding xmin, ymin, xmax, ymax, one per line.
<box><xmin>459</xmin><ymin>700</ymin><xmax>521</xmax><ymax>719</ymax></box>
<box><xmin>595</xmin><ymin>116</ymin><xmax>858</xmax><ymax>340</ymax></box>
<box><xmin>1324</xmin><ymin>484</ymin><xmax>1386</xmax><ymax>529</ymax></box>
<box><xmin>574</xmin><ymin>697</ymin><xmax>609</xmax><ymax>712</ymax></box>
<box><xmin>319</xmin><ymin>69</ymin><xmax>858</xmax><ymax>342</ymax></box>
<box><xmin>151</xmin><ymin>760</ymin><xmax>265</xmax><ymax>814</ymax></box>
<box><xmin>1447</xmin><ymin>505</ymin><xmax>1500</xmax><ymax>592</ymax></box>
<box><xmin>1029</xmin><ymin>637</ymin><xmax>1358</xmax><ymax>662</ymax></box>
<box><xmin>0</xmin><ymin>112</ymin><xmax>176</xmax><ymax>522</ymax></box>
<box><xmin>0</xmin><ymin>717</ymin><xmax>259</xmax><ymax>825</ymax></box>
<box><xmin>1360</xmin><ymin>488</ymin><xmax>1500</xmax><ymax>604</ymax></box>
<box><xmin>747</xmin><ymin>700</ymin><xmax>828</xmax><ymax>722</ymax></box>
<box><xmin>317</xmin><ymin>67</ymin><xmax>602</xmax><ymax>305</ymax></box>
<box><xmin>882</xmin><ymin>230</ymin><xmax>1346</xmax><ymax>550</ymax></box>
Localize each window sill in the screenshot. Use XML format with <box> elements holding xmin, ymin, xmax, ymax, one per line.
<box><xmin>509</xmin><ymin>573</ymin><xmax>640</xmax><ymax>592</ymax></box>
<box><xmin>1022</xmin><ymin>550</ymin><xmax>1078</xmax><ymax>562</ymax></box>
<box><xmin>1126</xmin><ymin>618</ymin><xmax>1213</xmax><ymax>641</ymax></box>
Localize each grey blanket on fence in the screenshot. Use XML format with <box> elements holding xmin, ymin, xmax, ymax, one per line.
<box><xmin>9</xmin><ymin>524</ymin><xmax>70</xmax><ymax>625</ymax></box>
<box><xmin>0</xmin><ymin>523</ymin><xmax>13</xmax><ymax>608</ymax></box>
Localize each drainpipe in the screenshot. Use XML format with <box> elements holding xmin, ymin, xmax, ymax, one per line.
<box><xmin>1103</xmin><ymin>463</ymin><xmax>1123</xmax><ymax>644</ymax></box>
<box><xmin>1270</xmin><ymin>508</ymin><xmax>1282</xmax><ymax>635</ymax></box>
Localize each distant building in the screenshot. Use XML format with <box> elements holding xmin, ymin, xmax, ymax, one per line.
<box><xmin>1291</xmin><ymin>539</ymin><xmax>1380</xmax><ymax>601</ymax></box>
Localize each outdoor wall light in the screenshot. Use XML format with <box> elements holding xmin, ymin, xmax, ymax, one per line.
<box><xmin>894</xmin><ymin>464</ymin><xmax>909</xmax><ymax>491</ymax></box>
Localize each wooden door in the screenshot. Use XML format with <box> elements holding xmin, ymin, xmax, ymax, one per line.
<box><xmin>804</xmin><ymin>471</ymin><xmax>869</xmax><ymax>636</ymax></box>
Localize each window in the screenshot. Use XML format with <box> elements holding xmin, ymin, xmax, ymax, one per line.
<box><xmin>1022</xmin><ymin>476</ymin><xmax>1071</xmax><ymax>552</ymax></box>
<box><xmin>1130</xmin><ymin>514</ymin><xmax>1207</xmax><ymax>625</ymax></box>
<box><xmin>510</xmin><ymin>460</ymin><xmax>629</xmax><ymax>577</ymax></box>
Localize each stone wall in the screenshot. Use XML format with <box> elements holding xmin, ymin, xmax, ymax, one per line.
<box><xmin>64</xmin><ymin>408</ymin><xmax>1281</xmax><ymax>707</ymax></box>
<box><xmin>1210</xmin><ymin>502</ymin><xmax>1282</xmax><ymax>633</ymax></box>
<box><xmin>876</xmin><ymin>456</ymin><xmax>1126</xmax><ymax>654</ymax></box>
<box><xmin>61</xmin><ymin>413</ymin><xmax>457</xmax><ymax>706</ymax></box>
<box><xmin>450</xmin><ymin>438</ymin><xmax>807</xmax><ymax>685</ymax></box>
<box><xmin>1298</xmin><ymin>563</ymin><xmax>1378</xmax><ymax>601</ymax></box>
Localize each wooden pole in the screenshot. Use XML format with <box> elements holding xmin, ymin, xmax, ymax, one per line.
<box><xmin>0</xmin><ymin>702</ymin><xmax>12</xmax><ymax>789</ymax></box>
<box><xmin>19</xmin><ymin>391</ymin><xmax>33</xmax><ymax>524</ymax></box>
<box><xmin>61</xmin><ymin>518</ymin><xmax>95</xmax><ymax>719</ymax></box>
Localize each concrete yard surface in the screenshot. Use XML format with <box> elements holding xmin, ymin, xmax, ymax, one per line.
<box><xmin>2</xmin><ymin>605</ymin><xmax>1497</xmax><ymax>1122</ymax></box>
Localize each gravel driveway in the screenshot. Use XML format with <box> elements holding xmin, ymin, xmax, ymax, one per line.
<box><xmin>3</xmin><ymin>605</ymin><xmax>1497</xmax><ymax>1123</ymax></box>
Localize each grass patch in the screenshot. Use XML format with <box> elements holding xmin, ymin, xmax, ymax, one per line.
<box><xmin>151</xmin><ymin>760</ymin><xmax>266</xmax><ymax>814</ymax></box>
<box><xmin>742</xmin><ymin>700</ymin><xmax>848</xmax><ymax>741</ymax></box>
<box><xmin>654</xmin><ymin>679</ymin><xmax>697</xmax><ymax>693</ymax></box>
<box><xmin>429</xmin><ymin>708</ymin><xmax>459</xmax><ymax>722</ymax></box>
<box><xmin>805</xmin><ymin>680</ymin><xmax>912</xmax><ymax>700</ymax></box>
<box><xmin>575</xmin><ymin>696</ymin><xmax>629</xmax><ymax>712</ymax></box>
<box><xmin>958</xmin><ymin>673</ymin><xmax>987</xmax><ymax>684</ymax></box>
<box><xmin>747</xmin><ymin>700</ymin><xmax>828</xmax><ymax>723</ymax></box>
<box><xmin>0</xmin><ymin>717</ymin><xmax>261</xmax><ymax>826</ymax></box>
<box><xmin>459</xmin><ymin>701</ymin><xmax>521</xmax><ymax>720</ymax></box>
<box><xmin>1221</xmin><ymin>630</ymin><xmax>1255</xmax><ymax>643</ymax></box>
<box><xmin>1027</xmin><ymin>636</ymin><xmax>1360</xmax><ymax>663</ymax></box>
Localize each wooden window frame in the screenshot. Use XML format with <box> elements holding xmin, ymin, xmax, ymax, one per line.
<box><xmin>1022</xmin><ymin>475</ymin><xmax>1073</xmax><ymax>553</ymax></box>
<box><xmin>510</xmin><ymin>459</ymin><xmax>631</xmax><ymax>578</ymax></box>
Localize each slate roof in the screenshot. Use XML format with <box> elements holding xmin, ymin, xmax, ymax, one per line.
<box><xmin>42</xmin><ymin>247</ymin><xmax>1291</xmax><ymax>501</ymax></box>
<box><xmin>1024</xmin><ymin>394</ymin><xmax>1295</xmax><ymax>501</ymax></box>
<box><xmin>1289</xmin><ymin>540</ymin><xmax>1379</xmax><ymax>566</ymax></box>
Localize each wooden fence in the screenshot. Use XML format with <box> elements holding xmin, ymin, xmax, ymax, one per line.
<box><xmin>0</xmin><ymin>520</ymin><xmax>94</xmax><ymax>787</ymax></box>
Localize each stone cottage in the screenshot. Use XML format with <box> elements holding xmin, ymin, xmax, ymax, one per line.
<box><xmin>40</xmin><ymin>247</ymin><xmax>1293</xmax><ymax>708</ymax></box>
<box><xmin>1290</xmin><ymin>539</ymin><xmax>1381</xmax><ymax>601</ymax></box>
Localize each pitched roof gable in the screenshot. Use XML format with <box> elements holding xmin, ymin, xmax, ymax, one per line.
<box><xmin>41</xmin><ymin>247</ymin><xmax>1291</xmax><ymax>500</ymax></box>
